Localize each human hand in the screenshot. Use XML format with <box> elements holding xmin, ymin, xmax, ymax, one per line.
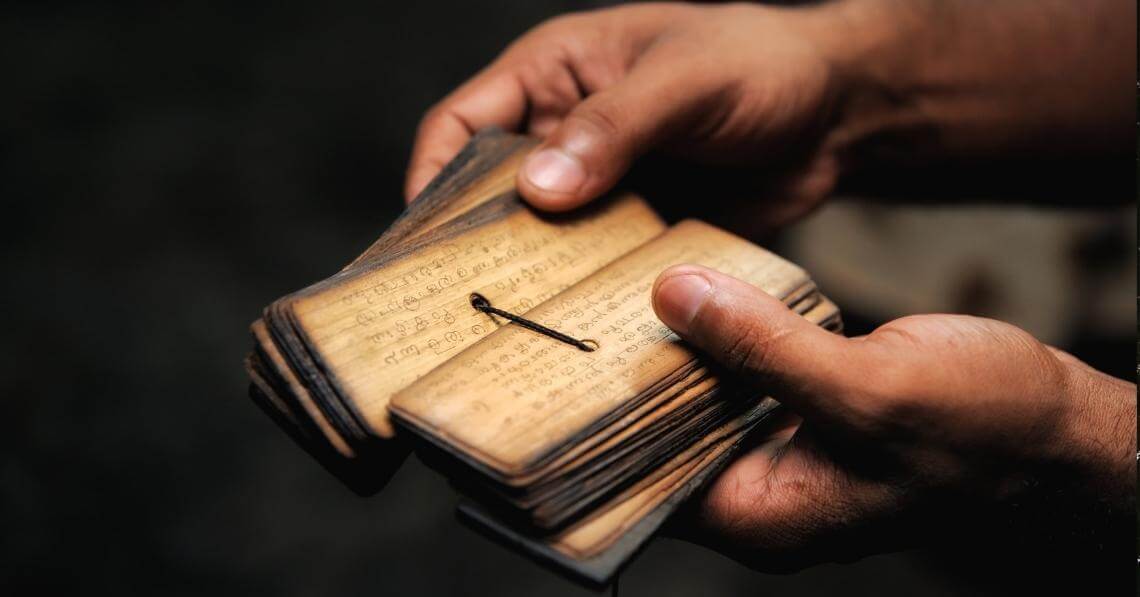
<box><xmin>406</xmin><ymin>1</ymin><xmax>1133</xmax><ymax>217</ymax></box>
<box><xmin>651</xmin><ymin>264</ymin><xmax>1136</xmax><ymax>570</ymax></box>
<box><xmin>405</xmin><ymin>2</ymin><xmax>853</xmax><ymax>226</ymax></box>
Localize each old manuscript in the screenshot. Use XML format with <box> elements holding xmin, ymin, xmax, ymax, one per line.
<box><xmin>245</xmin><ymin>129</ymin><xmax>841</xmax><ymax>585</ymax></box>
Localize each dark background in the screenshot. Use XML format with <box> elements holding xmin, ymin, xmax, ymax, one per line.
<box><xmin>2</xmin><ymin>1</ymin><xmax>1133</xmax><ymax>595</ymax></box>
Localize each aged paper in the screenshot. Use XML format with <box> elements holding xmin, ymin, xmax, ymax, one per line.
<box><xmin>289</xmin><ymin>195</ymin><xmax>664</xmax><ymax>436</ymax></box>
<box><xmin>391</xmin><ymin>220</ymin><xmax>811</xmax><ymax>475</ymax></box>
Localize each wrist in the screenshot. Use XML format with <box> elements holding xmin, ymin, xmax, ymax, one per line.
<box><xmin>1051</xmin><ymin>361</ymin><xmax>1136</xmax><ymax>504</ymax></box>
<box><xmin>999</xmin><ymin>359</ymin><xmax>1137</xmax><ymax>550</ymax></box>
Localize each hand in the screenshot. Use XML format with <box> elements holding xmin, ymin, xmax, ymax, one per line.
<box><xmin>406</xmin><ymin>1</ymin><xmax>1132</xmax><ymax>218</ymax></box>
<box><xmin>651</xmin><ymin>264</ymin><xmax>1136</xmax><ymax>570</ymax></box>
<box><xmin>406</xmin><ymin>2</ymin><xmax>851</xmax><ymax>226</ymax></box>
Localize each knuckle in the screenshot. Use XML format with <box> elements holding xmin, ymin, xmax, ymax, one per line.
<box><xmin>417</xmin><ymin>105</ymin><xmax>447</xmax><ymax>133</ymax></box>
<box><xmin>566</xmin><ymin>104</ymin><xmax>623</xmax><ymax>141</ymax></box>
<box><xmin>1000</xmin><ymin>324</ymin><xmax>1065</xmax><ymax>380</ymax></box>
<box><xmin>531</xmin><ymin>13</ymin><xmax>583</xmax><ymax>40</ymax></box>
<box><xmin>867</xmin><ymin>317</ymin><xmax>926</xmax><ymax>349</ymax></box>
<box><xmin>709</xmin><ymin>311</ymin><xmax>785</xmax><ymax>383</ymax></box>
<box><xmin>719</xmin><ymin>325</ymin><xmax>763</xmax><ymax>377</ymax></box>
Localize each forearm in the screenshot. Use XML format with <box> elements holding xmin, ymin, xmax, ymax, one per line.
<box><xmin>812</xmin><ymin>0</ymin><xmax>1135</xmax><ymax>197</ymax></box>
<box><xmin>1004</xmin><ymin>354</ymin><xmax>1138</xmax><ymax>552</ymax></box>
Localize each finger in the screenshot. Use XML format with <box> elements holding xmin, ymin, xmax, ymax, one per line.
<box><xmin>661</xmin><ymin>408</ymin><xmax>802</xmax><ymax>542</ymax></box>
<box><xmin>521</xmin><ymin>56</ymin><xmax>586</xmax><ymax>137</ymax></box>
<box><xmin>689</xmin><ymin>429</ymin><xmax>907</xmax><ymax>571</ymax></box>
<box><xmin>517</xmin><ymin>50</ymin><xmax>712</xmax><ymax>211</ymax></box>
<box><xmin>651</xmin><ymin>264</ymin><xmax>881</xmax><ymax>426</ymax></box>
<box><xmin>405</xmin><ymin>70</ymin><xmax>527</xmax><ymax>202</ymax></box>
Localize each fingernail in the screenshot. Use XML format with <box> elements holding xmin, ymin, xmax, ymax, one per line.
<box><xmin>523</xmin><ymin>148</ymin><xmax>586</xmax><ymax>194</ymax></box>
<box><xmin>654</xmin><ymin>274</ymin><xmax>712</xmax><ymax>336</ymax></box>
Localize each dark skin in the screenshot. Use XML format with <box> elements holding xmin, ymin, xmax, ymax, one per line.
<box><xmin>405</xmin><ymin>1</ymin><xmax>1136</xmax><ymax>570</ymax></box>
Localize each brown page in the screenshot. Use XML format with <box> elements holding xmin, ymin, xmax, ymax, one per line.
<box><xmin>390</xmin><ymin>220</ymin><xmax>812</xmax><ymax>477</ymax></box>
<box><xmin>278</xmin><ymin>193</ymin><xmax>664</xmax><ymax>438</ymax></box>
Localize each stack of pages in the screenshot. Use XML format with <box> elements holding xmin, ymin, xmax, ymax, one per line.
<box><xmin>245</xmin><ymin>129</ymin><xmax>841</xmax><ymax>585</ymax></box>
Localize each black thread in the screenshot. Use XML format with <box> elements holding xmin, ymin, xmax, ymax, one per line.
<box><xmin>469</xmin><ymin>293</ymin><xmax>597</xmax><ymax>352</ymax></box>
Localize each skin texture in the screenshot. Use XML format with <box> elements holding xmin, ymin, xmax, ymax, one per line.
<box><xmin>407</xmin><ymin>3</ymin><xmax>845</xmax><ymax>227</ymax></box>
<box><xmin>651</xmin><ymin>265</ymin><xmax>1135</xmax><ymax>569</ymax></box>
<box><xmin>405</xmin><ymin>1</ymin><xmax>1136</xmax><ymax>569</ymax></box>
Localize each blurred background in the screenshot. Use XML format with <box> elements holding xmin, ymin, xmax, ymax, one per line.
<box><xmin>2</xmin><ymin>1</ymin><xmax>1133</xmax><ymax>595</ymax></box>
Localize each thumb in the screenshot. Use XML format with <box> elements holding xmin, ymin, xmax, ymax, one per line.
<box><xmin>517</xmin><ymin>55</ymin><xmax>705</xmax><ymax>211</ymax></box>
<box><xmin>651</xmin><ymin>264</ymin><xmax>873</xmax><ymax>425</ymax></box>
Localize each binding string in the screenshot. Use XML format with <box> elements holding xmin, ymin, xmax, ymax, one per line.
<box><xmin>469</xmin><ymin>293</ymin><xmax>597</xmax><ymax>352</ymax></box>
